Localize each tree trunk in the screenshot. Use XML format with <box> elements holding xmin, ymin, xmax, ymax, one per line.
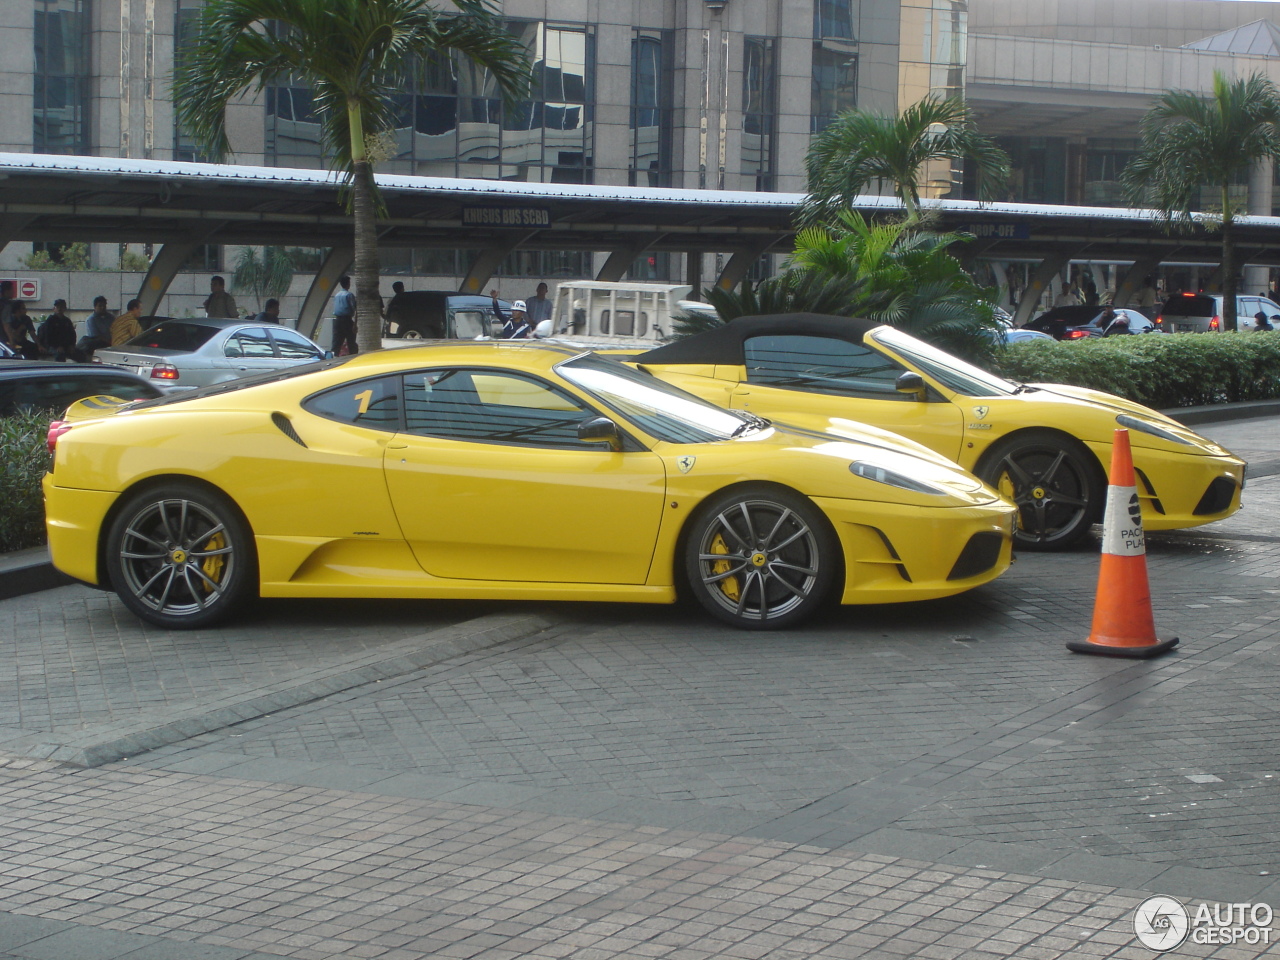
<box><xmin>351</xmin><ymin>158</ymin><xmax>382</xmax><ymax>354</ymax></box>
<box><xmin>1221</xmin><ymin>187</ymin><xmax>1237</xmax><ymax>332</ymax></box>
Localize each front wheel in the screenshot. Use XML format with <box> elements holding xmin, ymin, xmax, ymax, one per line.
<box><xmin>976</xmin><ymin>431</ymin><xmax>1103</xmax><ymax>551</ymax></box>
<box><xmin>684</xmin><ymin>487</ymin><xmax>839</xmax><ymax>629</ymax></box>
<box><xmin>105</xmin><ymin>482</ymin><xmax>256</xmax><ymax>628</ymax></box>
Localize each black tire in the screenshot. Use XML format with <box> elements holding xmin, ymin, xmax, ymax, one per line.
<box><xmin>105</xmin><ymin>482</ymin><xmax>257</xmax><ymax>629</ymax></box>
<box><xmin>684</xmin><ymin>486</ymin><xmax>840</xmax><ymax>629</ymax></box>
<box><xmin>976</xmin><ymin>431</ymin><xmax>1104</xmax><ymax>551</ymax></box>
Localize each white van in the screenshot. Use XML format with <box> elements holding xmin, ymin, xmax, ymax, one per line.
<box><xmin>550</xmin><ymin>281</ymin><xmax>693</xmax><ymax>344</ymax></box>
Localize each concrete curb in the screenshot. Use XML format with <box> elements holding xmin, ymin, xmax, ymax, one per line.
<box><xmin>1162</xmin><ymin>398</ymin><xmax>1280</xmax><ymax>425</ymax></box>
<box><xmin>0</xmin><ymin>611</ymin><xmax>559</xmax><ymax>768</ymax></box>
<box><xmin>0</xmin><ymin>545</ymin><xmax>72</xmax><ymax>600</ymax></box>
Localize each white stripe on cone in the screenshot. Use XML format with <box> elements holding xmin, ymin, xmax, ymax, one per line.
<box><xmin>1100</xmin><ymin>484</ymin><xmax>1145</xmax><ymax>557</ymax></box>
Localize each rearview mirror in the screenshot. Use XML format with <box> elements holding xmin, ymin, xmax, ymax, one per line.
<box><xmin>577</xmin><ymin>416</ymin><xmax>622</xmax><ymax>451</ymax></box>
<box><xmin>895</xmin><ymin>371</ymin><xmax>926</xmax><ymax>398</ymax></box>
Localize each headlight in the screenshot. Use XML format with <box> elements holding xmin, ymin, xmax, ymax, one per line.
<box><xmin>850</xmin><ymin>461</ymin><xmax>947</xmax><ymax>495</ymax></box>
<box><xmin>1116</xmin><ymin>414</ymin><xmax>1195</xmax><ymax>446</ymax></box>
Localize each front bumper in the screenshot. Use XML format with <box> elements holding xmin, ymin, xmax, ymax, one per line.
<box><xmin>1086</xmin><ymin>443</ymin><xmax>1245</xmax><ymax>531</ymax></box>
<box><xmin>813</xmin><ymin>496</ymin><xmax>1017</xmax><ymax>604</ymax></box>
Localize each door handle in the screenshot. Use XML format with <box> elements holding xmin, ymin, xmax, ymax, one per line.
<box><xmin>386</xmin><ymin>441</ymin><xmax>409</xmax><ymax>450</ymax></box>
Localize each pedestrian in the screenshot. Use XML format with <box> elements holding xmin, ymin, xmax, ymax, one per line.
<box><xmin>1253</xmin><ymin>311</ymin><xmax>1274</xmax><ymax>332</ymax></box>
<box><xmin>525</xmin><ymin>282</ymin><xmax>552</xmax><ymax>328</ymax></box>
<box><xmin>111</xmin><ymin>299</ymin><xmax>144</xmax><ymax>345</ymax></box>
<box><xmin>1053</xmin><ymin>282</ymin><xmax>1078</xmax><ymax>308</ymax></box>
<box><xmin>384</xmin><ymin>280</ymin><xmax>408</xmax><ymax>335</ymax></box>
<box><xmin>5</xmin><ymin>302</ymin><xmax>40</xmax><ymax>358</ymax></box>
<box><xmin>0</xmin><ymin>281</ymin><xmax>13</xmax><ymax>343</ymax></box>
<box><xmin>37</xmin><ymin>299</ymin><xmax>79</xmax><ymax>361</ymax></box>
<box><xmin>491</xmin><ymin>290</ymin><xmax>531</xmax><ymax>339</ymax></box>
<box><xmin>77</xmin><ymin>296</ymin><xmax>114</xmax><ymax>356</ymax></box>
<box><xmin>332</xmin><ymin>275</ymin><xmax>358</xmax><ymax>356</ymax></box>
<box><xmin>253</xmin><ymin>298</ymin><xmax>281</xmax><ymax>324</ymax></box>
<box><xmin>203</xmin><ymin>275</ymin><xmax>238</xmax><ymax>318</ymax></box>
<box><xmin>1081</xmin><ymin>273</ymin><xmax>1098</xmax><ymax>307</ymax></box>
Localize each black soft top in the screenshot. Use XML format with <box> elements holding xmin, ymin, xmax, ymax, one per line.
<box><xmin>636</xmin><ymin>314</ymin><xmax>882</xmax><ymax>365</ymax></box>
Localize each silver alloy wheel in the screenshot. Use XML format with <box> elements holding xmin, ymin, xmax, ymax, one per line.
<box><xmin>695</xmin><ymin>499</ymin><xmax>821</xmax><ymax>621</ymax></box>
<box><xmin>117</xmin><ymin>497</ymin><xmax>236</xmax><ymax>617</ymax></box>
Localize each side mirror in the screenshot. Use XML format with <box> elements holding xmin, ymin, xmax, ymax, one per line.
<box><xmin>577</xmin><ymin>416</ymin><xmax>622</xmax><ymax>451</ymax></box>
<box><xmin>324</xmin><ymin>350</ymin><xmax>334</xmax><ymax>360</ymax></box>
<box><xmin>895</xmin><ymin>371</ymin><xmax>926</xmax><ymax>398</ymax></box>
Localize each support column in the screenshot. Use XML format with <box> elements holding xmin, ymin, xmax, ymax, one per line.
<box><xmin>0</xmin><ymin>215</ymin><xmax>34</xmax><ymax>255</ymax></box>
<box><xmin>1244</xmin><ymin>158</ymin><xmax>1275</xmax><ymax>295</ymax></box>
<box><xmin>1012</xmin><ymin>248</ymin><xmax>1079</xmax><ymax>326</ymax></box>
<box><xmin>595</xmin><ymin>235</ymin><xmax>665</xmax><ymax>282</ymax></box>
<box><xmin>1112</xmin><ymin>255</ymin><xmax>1163</xmax><ymax>308</ymax></box>
<box><xmin>715</xmin><ymin>237</ymin><xmax>783</xmax><ymax>292</ymax></box>
<box><xmin>298</xmin><ymin>245</ymin><xmax>353</xmax><ymax>340</ymax></box>
<box><xmin>459</xmin><ymin>233</ymin><xmax>537</xmax><ymax>296</ymax></box>
<box><xmin>686</xmin><ymin>251</ymin><xmax>703</xmax><ymax>300</ymax></box>
<box><xmin>136</xmin><ymin>241</ymin><xmax>201</xmax><ymax>316</ymax></box>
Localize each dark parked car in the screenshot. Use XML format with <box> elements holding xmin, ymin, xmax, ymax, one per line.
<box><xmin>1022</xmin><ymin>305</ymin><xmax>1102</xmax><ymax>340</ymax></box>
<box><xmin>383</xmin><ymin>291</ymin><xmax>513</xmax><ymax>340</ymax></box>
<box><xmin>0</xmin><ymin>362</ymin><xmax>162</xmax><ymax>416</ymax></box>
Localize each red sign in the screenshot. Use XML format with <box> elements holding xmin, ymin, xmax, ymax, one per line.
<box><xmin>0</xmin><ymin>278</ymin><xmax>41</xmax><ymax>300</ymax></box>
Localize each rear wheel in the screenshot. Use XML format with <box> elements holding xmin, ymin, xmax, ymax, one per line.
<box><xmin>684</xmin><ymin>486</ymin><xmax>839</xmax><ymax>629</ymax></box>
<box><xmin>105</xmin><ymin>482</ymin><xmax>256</xmax><ymax>628</ymax></box>
<box><xmin>977</xmin><ymin>431</ymin><xmax>1103</xmax><ymax>550</ymax></box>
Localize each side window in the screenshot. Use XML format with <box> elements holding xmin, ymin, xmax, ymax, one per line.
<box><xmin>270</xmin><ymin>327</ymin><xmax>324</xmax><ymax>360</ymax></box>
<box><xmin>226</xmin><ymin>327</ymin><xmax>275</xmax><ymax>358</ymax></box>
<box><xmin>744</xmin><ymin>334</ymin><xmax>911</xmax><ymax>400</ymax></box>
<box><xmin>303</xmin><ymin>376</ymin><xmax>401</xmax><ymax>428</ymax></box>
<box><xmin>403</xmin><ymin>368</ymin><xmax>594</xmax><ymax>447</ymax></box>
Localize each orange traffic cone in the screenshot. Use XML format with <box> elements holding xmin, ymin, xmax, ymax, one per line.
<box><xmin>1066</xmin><ymin>428</ymin><xmax>1179</xmax><ymax>658</ymax></box>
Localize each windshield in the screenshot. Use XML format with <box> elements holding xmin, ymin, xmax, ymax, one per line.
<box><xmin>129</xmin><ymin>356</ymin><xmax>354</xmax><ymax>409</ymax></box>
<box><xmin>126</xmin><ymin>322</ymin><xmax>221</xmax><ymax>352</ymax></box>
<box><xmin>557</xmin><ymin>353</ymin><xmax>753</xmax><ymax>444</ymax></box>
<box><xmin>870</xmin><ymin>326</ymin><xmax>1018</xmax><ymax>397</ymax></box>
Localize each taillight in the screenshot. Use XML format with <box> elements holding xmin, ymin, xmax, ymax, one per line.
<box><xmin>47</xmin><ymin>420</ymin><xmax>72</xmax><ymax>454</ymax></box>
<box><xmin>150</xmin><ymin>363</ymin><xmax>179</xmax><ymax>380</ymax></box>
<box><xmin>1066</xmin><ymin>329</ymin><xmax>1088</xmax><ymax>339</ymax></box>
<box><xmin>1155</xmin><ymin>316</ymin><xmax>1163</xmax><ymax>325</ymax></box>
<box><xmin>1210</xmin><ymin>316</ymin><xmax>1220</xmax><ymax>330</ymax></box>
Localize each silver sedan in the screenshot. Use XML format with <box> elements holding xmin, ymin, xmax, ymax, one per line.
<box><xmin>96</xmin><ymin>318</ymin><xmax>327</xmax><ymax>391</ymax></box>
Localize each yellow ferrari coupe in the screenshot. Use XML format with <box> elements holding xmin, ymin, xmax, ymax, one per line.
<box><xmin>635</xmin><ymin>314</ymin><xmax>1245</xmax><ymax>550</ymax></box>
<box><xmin>45</xmin><ymin>342</ymin><xmax>1015</xmax><ymax>630</ymax></box>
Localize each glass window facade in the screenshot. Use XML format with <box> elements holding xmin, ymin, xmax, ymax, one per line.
<box><xmin>814</xmin><ymin>0</ymin><xmax>854</xmax><ymax>40</ymax></box>
<box><xmin>742</xmin><ymin>37</ymin><xmax>777</xmax><ymax>191</ymax></box>
<box><xmin>811</xmin><ymin>46</ymin><xmax>857</xmax><ymax>134</ymax></box>
<box><xmin>34</xmin><ymin>0</ymin><xmax>90</xmax><ymax>154</ymax></box>
<box><xmin>266</xmin><ymin>21</ymin><xmax>594</xmax><ymax>183</ymax></box>
<box><xmin>630</xmin><ymin>29</ymin><xmax>673</xmax><ymax>187</ymax></box>
<box><xmin>174</xmin><ymin>0</ymin><xmax>208</xmax><ymax>161</ymax></box>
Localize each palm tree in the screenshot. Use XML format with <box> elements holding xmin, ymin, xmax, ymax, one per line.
<box><xmin>800</xmin><ymin>96</ymin><xmax>1010</xmax><ymax>225</ymax></box>
<box><xmin>1121</xmin><ymin>71</ymin><xmax>1280</xmax><ymax>332</ymax></box>
<box><xmin>232</xmin><ymin>246</ymin><xmax>294</xmax><ymax>313</ymax></box>
<box><xmin>174</xmin><ymin>0</ymin><xmax>531</xmax><ymax>352</ymax></box>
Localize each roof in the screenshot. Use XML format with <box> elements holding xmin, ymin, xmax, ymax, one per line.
<box><xmin>636</xmin><ymin>315</ymin><xmax>881</xmax><ymax>366</ymax></box>
<box><xmin>1183</xmin><ymin>20</ymin><xmax>1280</xmax><ymax>56</ymax></box>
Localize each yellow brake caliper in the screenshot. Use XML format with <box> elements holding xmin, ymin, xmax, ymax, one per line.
<box><xmin>200</xmin><ymin>532</ymin><xmax>227</xmax><ymax>591</ymax></box>
<box><xmin>710</xmin><ymin>533</ymin><xmax>740</xmax><ymax>601</ymax></box>
<box><xmin>997</xmin><ymin>472</ymin><xmax>1026</xmax><ymax>531</ymax></box>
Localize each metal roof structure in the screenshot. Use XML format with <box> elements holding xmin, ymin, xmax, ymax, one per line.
<box><xmin>3</xmin><ymin>152</ymin><xmax>1280</xmax><ymax>266</ymax></box>
<box><xmin>3</xmin><ymin>153</ymin><xmax>1280</xmax><ymax>327</ymax></box>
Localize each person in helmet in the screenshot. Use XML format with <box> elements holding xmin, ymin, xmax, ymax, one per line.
<box><xmin>491</xmin><ymin>290</ymin><xmax>532</xmax><ymax>339</ymax></box>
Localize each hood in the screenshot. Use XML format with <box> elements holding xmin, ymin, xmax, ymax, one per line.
<box><xmin>1029</xmin><ymin>384</ymin><xmax>1231</xmax><ymax>455</ymax></box>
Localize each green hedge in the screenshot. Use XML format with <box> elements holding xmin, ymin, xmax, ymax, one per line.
<box><xmin>0</xmin><ymin>410</ymin><xmax>54</xmax><ymax>553</ymax></box>
<box><xmin>993</xmin><ymin>331</ymin><xmax>1280</xmax><ymax>408</ymax></box>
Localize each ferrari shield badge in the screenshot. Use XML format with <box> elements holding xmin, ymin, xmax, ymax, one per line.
<box><xmin>676</xmin><ymin>455</ymin><xmax>696</xmax><ymax>474</ymax></box>
<box><xmin>973</xmin><ymin>405</ymin><xmax>990</xmax><ymax>420</ymax></box>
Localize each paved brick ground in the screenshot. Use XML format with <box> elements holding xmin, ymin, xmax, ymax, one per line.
<box><xmin>0</xmin><ymin>415</ymin><xmax>1277</xmax><ymax>958</ymax></box>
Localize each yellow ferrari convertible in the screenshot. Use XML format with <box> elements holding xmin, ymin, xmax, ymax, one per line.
<box><xmin>634</xmin><ymin>314</ymin><xmax>1245</xmax><ymax>550</ymax></box>
<box><xmin>45</xmin><ymin>343</ymin><xmax>1015</xmax><ymax>630</ymax></box>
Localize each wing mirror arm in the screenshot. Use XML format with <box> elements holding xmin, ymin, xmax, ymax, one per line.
<box><xmin>895</xmin><ymin>371</ymin><xmax>927</xmax><ymax>400</ymax></box>
<box><xmin>577</xmin><ymin>416</ymin><xmax>623</xmax><ymax>452</ymax></box>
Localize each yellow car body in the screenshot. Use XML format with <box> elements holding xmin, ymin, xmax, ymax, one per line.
<box><xmin>45</xmin><ymin>342</ymin><xmax>1015</xmax><ymax>630</ymax></box>
<box><xmin>633</xmin><ymin>315</ymin><xmax>1245</xmax><ymax>549</ymax></box>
